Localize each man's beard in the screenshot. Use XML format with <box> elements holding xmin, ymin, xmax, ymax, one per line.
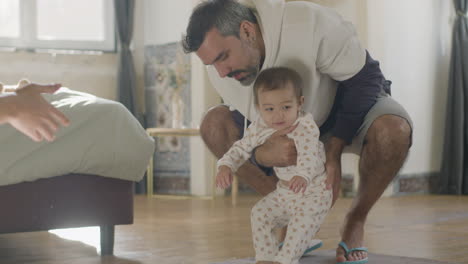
<box><xmin>230</xmin><ymin>39</ymin><xmax>263</xmax><ymax>86</ymax></box>
<box><xmin>227</xmin><ymin>65</ymin><xmax>259</xmax><ymax>86</ymax></box>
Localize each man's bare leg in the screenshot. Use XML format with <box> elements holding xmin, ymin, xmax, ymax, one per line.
<box><xmin>200</xmin><ymin>105</ymin><xmax>278</xmax><ymax>195</ymax></box>
<box><xmin>336</xmin><ymin>115</ymin><xmax>411</xmax><ymax>262</ymax></box>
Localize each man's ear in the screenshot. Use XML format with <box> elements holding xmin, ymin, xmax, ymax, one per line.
<box><xmin>239</xmin><ymin>20</ymin><xmax>256</xmax><ymax>42</ymax></box>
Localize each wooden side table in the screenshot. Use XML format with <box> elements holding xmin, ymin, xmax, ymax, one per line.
<box><xmin>145</xmin><ymin>127</ymin><xmax>238</xmax><ymax>205</ymax></box>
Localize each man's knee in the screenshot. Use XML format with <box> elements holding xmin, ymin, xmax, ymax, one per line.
<box><xmin>200</xmin><ymin>105</ymin><xmax>232</xmax><ymax>138</ymax></box>
<box><xmin>366</xmin><ymin>115</ymin><xmax>412</xmax><ymax>150</ymax></box>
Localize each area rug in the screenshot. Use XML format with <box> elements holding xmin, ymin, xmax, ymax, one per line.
<box><xmin>212</xmin><ymin>250</ymin><xmax>455</xmax><ymax>264</ymax></box>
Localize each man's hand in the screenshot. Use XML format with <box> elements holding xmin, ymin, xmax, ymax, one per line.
<box><xmin>289</xmin><ymin>176</ymin><xmax>307</xmax><ymax>194</ymax></box>
<box><xmin>325</xmin><ymin>136</ymin><xmax>346</xmax><ymax>206</ymax></box>
<box><xmin>216</xmin><ymin>165</ymin><xmax>234</xmax><ymax>189</ymax></box>
<box><xmin>255</xmin><ymin>124</ymin><xmax>298</xmax><ymax>167</ymax></box>
<box><xmin>325</xmin><ymin>160</ymin><xmax>342</xmax><ymax>206</ymax></box>
<box><xmin>3</xmin><ymin>83</ymin><xmax>70</xmax><ymax>142</ymax></box>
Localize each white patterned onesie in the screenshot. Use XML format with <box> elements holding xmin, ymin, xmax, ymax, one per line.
<box><xmin>217</xmin><ymin>112</ymin><xmax>332</xmax><ymax>264</ymax></box>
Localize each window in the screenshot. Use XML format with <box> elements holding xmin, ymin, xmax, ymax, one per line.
<box><xmin>0</xmin><ymin>0</ymin><xmax>115</xmax><ymax>51</ymax></box>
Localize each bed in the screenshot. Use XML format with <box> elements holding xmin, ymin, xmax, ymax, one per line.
<box><xmin>0</xmin><ymin>88</ymin><xmax>155</xmax><ymax>255</ymax></box>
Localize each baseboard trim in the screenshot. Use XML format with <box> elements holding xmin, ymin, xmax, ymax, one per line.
<box><xmin>394</xmin><ymin>172</ymin><xmax>439</xmax><ymax>195</ymax></box>
<box><xmin>231</xmin><ymin>172</ymin><xmax>441</xmax><ymax>197</ymax></box>
<box><xmin>336</xmin><ymin>172</ymin><xmax>440</xmax><ymax>197</ymax></box>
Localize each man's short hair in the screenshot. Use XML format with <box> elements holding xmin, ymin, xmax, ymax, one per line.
<box><xmin>182</xmin><ymin>0</ymin><xmax>257</xmax><ymax>53</ymax></box>
<box><xmin>253</xmin><ymin>67</ymin><xmax>304</xmax><ymax>106</ymax></box>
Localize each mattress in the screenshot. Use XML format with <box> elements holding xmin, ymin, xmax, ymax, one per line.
<box><xmin>0</xmin><ymin>88</ymin><xmax>155</xmax><ymax>186</ymax></box>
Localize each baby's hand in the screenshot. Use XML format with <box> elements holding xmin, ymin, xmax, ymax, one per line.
<box><xmin>289</xmin><ymin>176</ymin><xmax>307</xmax><ymax>193</ymax></box>
<box><xmin>216</xmin><ymin>165</ymin><xmax>233</xmax><ymax>189</ymax></box>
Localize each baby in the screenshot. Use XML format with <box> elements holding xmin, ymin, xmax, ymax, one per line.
<box><xmin>216</xmin><ymin>67</ymin><xmax>332</xmax><ymax>264</ymax></box>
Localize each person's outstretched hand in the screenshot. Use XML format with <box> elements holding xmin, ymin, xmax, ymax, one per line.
<box><xmin>4</xmin><ymin>83</ymin><xmax>70</xmax><ymax>142</ymax></box>
<box><xmin>254</xmin><ymin>123</ymin><xmax>299</xmax><ymax>167</ymax></box>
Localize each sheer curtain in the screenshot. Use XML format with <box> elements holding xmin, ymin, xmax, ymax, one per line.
<box><xmin>114</xmin><ymin>0</ymin><xmax>143</xmax><ymax>122</ymax></box>
<box><xmin>439</xmin><ymin>0</ymin><xmax>468</xmax><ymax>194</ymax></box>
<box><xmin>114</xmin><ymin>0</ymin><xmax>146</xmax><ymax>193</ymax></box>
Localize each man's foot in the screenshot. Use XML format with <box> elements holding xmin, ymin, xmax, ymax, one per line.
<box><xmin>336</xmin><ymin>242</ymin><xmax>368</xmax><ymax>263</ymax></box>
<box><xmin>336</xmin><ymin>220</ymin><xmax>368</xmax><ymax>263</ymax></box>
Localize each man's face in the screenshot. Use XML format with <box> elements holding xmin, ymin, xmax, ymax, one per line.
<box><xmin>196</xmin><ymin>27</ymin><xmax>262</xmax><ymax>86</ymax></box>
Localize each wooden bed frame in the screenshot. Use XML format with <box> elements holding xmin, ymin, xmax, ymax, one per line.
<box><xmin>0</xmin><ymin>174</ymin><xmax>134</xmax><ymax>255</ymax></box>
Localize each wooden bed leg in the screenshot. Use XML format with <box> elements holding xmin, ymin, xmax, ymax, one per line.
<box><xmin>100</xmin><ymin>225</ymin><xmax>115</xmax><ymax>255</ymax></box>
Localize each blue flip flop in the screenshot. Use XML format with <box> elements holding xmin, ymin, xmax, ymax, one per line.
<box><xmin>336</xmin><ymin>241</ymin><xmax>368</xmax><ymax>264</ymax></box>
<box><xmin>278</xmin><ymin>239</ymin><xmax>323</xmax><ymax>256</ymax></box>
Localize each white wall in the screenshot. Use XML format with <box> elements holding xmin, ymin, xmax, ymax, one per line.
<box><xmin>366</xmin><ymin>0</ymin><xmax>453</xmax><ymax>175</ymax></box>
<box><xmin>0</xmin><ymin>51</ymin><xmax>117</xmax><ymax>99</ymax></box>
<box><xmin>144</xmin><ymin>0</ymin><xmax>193</xmax><ymax>46</ymax></box>
<box><xmin>308</xmin><ymin>0</ymin><xmax>453</xmax><ymax>177</ymax></box>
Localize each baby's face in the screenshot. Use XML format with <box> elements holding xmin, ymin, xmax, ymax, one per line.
<box><xmin>257</xmin><ymin>83</ymin><xmax>303</xmax><ymax>130</ymax></box>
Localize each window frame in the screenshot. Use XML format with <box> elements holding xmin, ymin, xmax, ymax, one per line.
<box><xmin>0</xmin><ymin>0</ymin><xmax>116</xmax><ymax>52</ymax></box>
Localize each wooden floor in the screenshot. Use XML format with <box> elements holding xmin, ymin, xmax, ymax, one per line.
<box><xmin>1</xmin><ymin>194</ymin><xmax>467</xmax><ymax>264</ymax></box>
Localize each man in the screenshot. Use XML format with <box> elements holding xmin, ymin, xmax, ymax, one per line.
<box><xmin>183</xmin><ymin>0</ymin><xmax>412</xmax><ymax>263</ymax></box>
<box><xmin>0</xmin><ymin>82</ymin><xmax>69</xmax><ymax>142</ymax></box>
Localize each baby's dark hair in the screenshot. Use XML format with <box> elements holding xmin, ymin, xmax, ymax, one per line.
<box><xmin>253</xmin><ymin>67</ymin><xmax>303</xmax><ymax>105</ymax></box>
